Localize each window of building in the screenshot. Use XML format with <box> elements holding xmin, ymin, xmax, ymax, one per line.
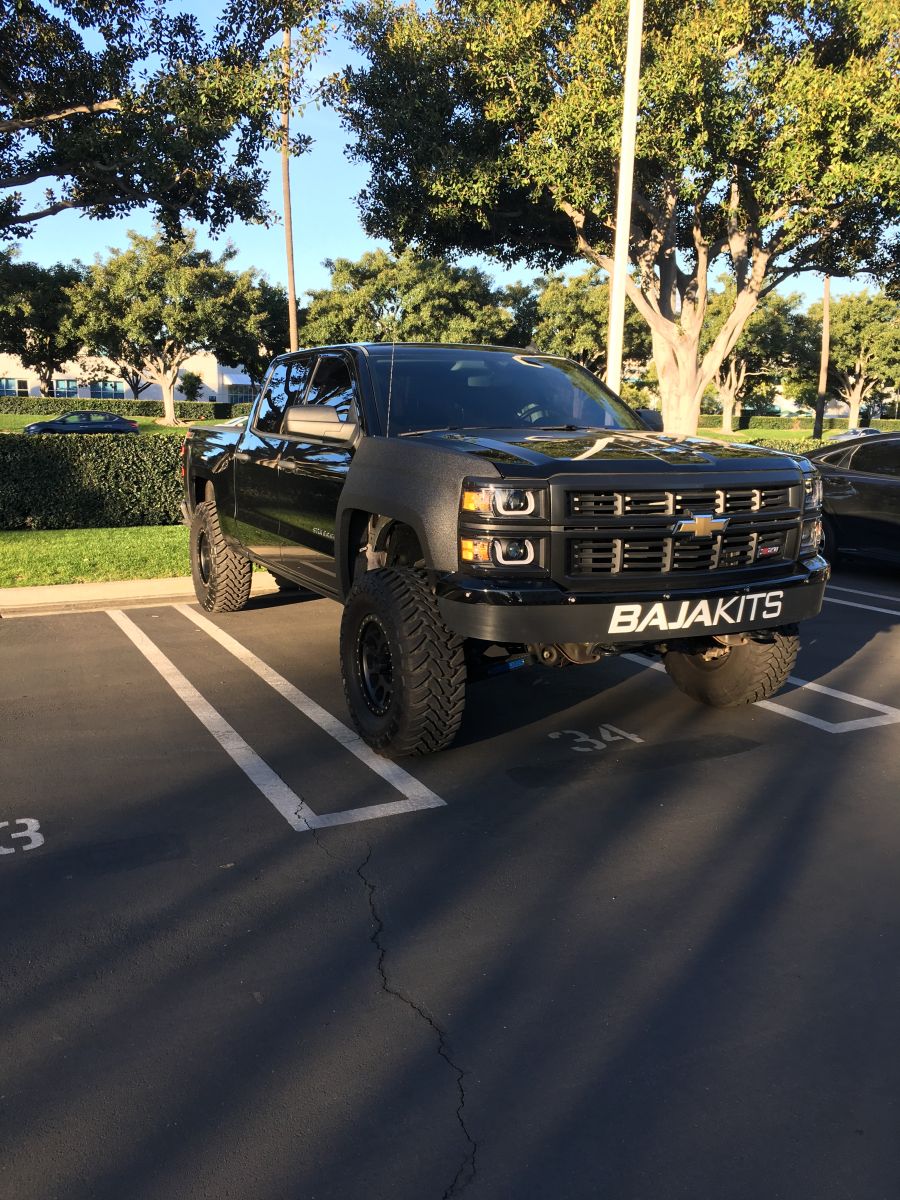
<box><xmin>88</xmin><ymin>380</ymin><xmax>125</xmax><ymax>401</ymax></box>
<box><xmin>227</xmin><ymin>384</ymin><xmax>257</xmax><ymax>404</ymax></box>
<box><xmin>0</xmin><ymin>378</ymin><xmax>29</xmax><ymax>397</ymax></box>
<box><xmin>55</xmin><ymin>379</ymin><xmax>79</xmax><ymax>399</ymax></box>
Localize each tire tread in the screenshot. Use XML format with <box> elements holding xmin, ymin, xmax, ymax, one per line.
<box><xmin>340</xmin><ymin>568</ymin><xmax>466</xmax><ymax>756</ymax></box>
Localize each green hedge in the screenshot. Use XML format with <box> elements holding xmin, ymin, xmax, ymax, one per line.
<box><xmin>745</xmin><ymin>437</ymin><xmax>825</xmax><ymax>455</ymax></box>
<box><xmin>0</xmin><ymin>396</ymin><xmax>252</xmax><ymax>420</ymax></box>
<box><xmin>698</xmin><ymin>415</ymin><xmax>900</xmax><ymax>432</ymax></box>
<box><xmin>0</xmin><ymin>433</ymin><xmax>183</xmax><ymax>530</ymax></box>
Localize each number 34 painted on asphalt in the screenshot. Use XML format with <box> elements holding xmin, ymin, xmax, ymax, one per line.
<box><xmin>549</xmin><ymin>724</ymin><xmax>644</xmax><ymax>753</ymax></box>
<box><xmin>0</xmin><ymin>818</ymin><xmax>44</xmax><ymax>855</ymax></box>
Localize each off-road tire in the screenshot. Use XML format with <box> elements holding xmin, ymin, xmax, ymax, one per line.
<box><xmin>664</xmin><ymin>625</ymin><xmax>800</xmax><ymax>707</ymax></box>
<box><xmin>340</xmin><ymin>568</ymin><xmax>467</xmax><ymax>756</ymax></box>
<box><xmin>190</xmin><ymin>501</ymin><xmax>252</xmax><ymax>613</ymax></box>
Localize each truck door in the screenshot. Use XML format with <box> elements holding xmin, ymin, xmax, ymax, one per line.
<box><xmin>277</xmin><ymin>352</ymin><xmax>360</xmax><ymax>596</ymax></box>
<box><xmin>844</xmin><ymin>439</ymin><xmax>900</xmax><ymax>560</ymax></box>
<box><xmin>232</xmin><ymin>357</ymin><xmax>312</xmax><ymax>563</ymax></box>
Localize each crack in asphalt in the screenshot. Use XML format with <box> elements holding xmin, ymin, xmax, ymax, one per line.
<box><xmin>293</xmin><ymin>809</ymin><xmax>478</xmax><ymax>1197</ymax></box>
<box><xmin>356</xmin><ymin>846</ymin><xmax>478</xmax><ymax>1199</ymax></box>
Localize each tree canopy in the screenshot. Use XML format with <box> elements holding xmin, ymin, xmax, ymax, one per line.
<box><xmin>1</xmin><ymin>0</ymin><xmax>328</xmax><ymax>241</ymax></box>
<box><xmin>532</xmin><ymin>267</ymin><xmax>651</xmax><ymax>374</ymax></box>
<box><xmin>809</xmin><ymin>290</ymin><xmax>900</xmax><ymax>426</ymax></box>
<box><xmin>339</xmin><ymin>0</ymin><xmax>900</xmax><ymax>434</ymax></box>
<box><xmin>218</xmin><ymin>278</ymin><xmax>293</xmax><ymax>389</ymax></box>
<box><xmin>65</xmin><ymin>229</ymin><xmax>268</xmax><ymax>421</ymax></box>
<box><xmin>0</xmin><ymin>257</ymin><xmax>85</xmax><ymax>393</ymax></box>
<box><xmin>299</xmin><ymin>249</ymin><xmax>515</xmax><ymax>345</ymax></box>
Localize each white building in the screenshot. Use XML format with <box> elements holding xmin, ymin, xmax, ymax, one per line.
<box><xmin>0</xmin><ymin>350</ymin><xmax>256</xmax><ymax>404</ymax></box>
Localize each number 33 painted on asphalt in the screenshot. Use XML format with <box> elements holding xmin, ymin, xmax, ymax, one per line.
<box><xmin>0</xmin><ymin>819</ymin><xmax>44</xmax><ymax>854</ymax></box>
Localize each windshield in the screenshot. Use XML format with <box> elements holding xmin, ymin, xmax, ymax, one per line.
<box><xmin>366</xmin><ymin>348</ymin><xmax>645</xmax><ymax>435</ymax></box>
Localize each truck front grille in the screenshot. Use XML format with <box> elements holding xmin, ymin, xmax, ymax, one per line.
<box><xmin>569</xmin><ymin>485</ymin><xmax>792</xmax><ymax>518</ymax></box>
<box><xmin>563</xmin><ymin>479</ymin><xmax>801</xmax><ymax>580</ymax></box>
<box><xmin>569</xmin><ymin>528</ymin><xmax>789</xmax><ymax>576</ymax></box>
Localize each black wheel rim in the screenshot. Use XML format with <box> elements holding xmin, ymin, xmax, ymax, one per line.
<box><xmin>357</xmin><ymin>615</ymin><xmax>393</xmax><ymax>715</ymax></box>
<box><xmin>198</xmin><ymin>530</ymin><xmax>212</xmax><ymax>585</ymax></box>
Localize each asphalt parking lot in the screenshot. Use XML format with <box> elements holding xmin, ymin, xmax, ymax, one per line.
<box><xmin>2</xmin><ymin>566</ymin><xmax>899</xmax><ymax>1200</ymax></box>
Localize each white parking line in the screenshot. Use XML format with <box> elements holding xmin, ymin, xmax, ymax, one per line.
<box><xmin>822</xmin><ymin>596</ymin><xmax>900</xmax><ymax>618</ymax></box>
<box><xmin>109</xmin><ymin>609</ymin><xmax>321</xmax><ymax>830</ymax></box>
<box><xmin>621</xmin><ymin>652</ymin><xmax>900</xmax><ymax>734</ymax></box>
<box><xmin>828</xmin><ymin>583</ymin><xmax>900</xmax><ymax>604</ymax></box>
<box><xmin>109</xmin><ymin>607</ymin><xmax>445</xmax><ymax>833</ymax></box>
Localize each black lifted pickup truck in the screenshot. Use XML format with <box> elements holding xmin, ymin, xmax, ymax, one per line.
<box><xmin>182</xmin><ymin>343</ymin><xmax>829</xmax><ymax>756</ymax></box>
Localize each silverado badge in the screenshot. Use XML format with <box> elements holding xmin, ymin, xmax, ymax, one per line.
<box><xmin>674</xmin><ymin>512</ymin><xmax>730</xmax><ymax>538</ymax></box>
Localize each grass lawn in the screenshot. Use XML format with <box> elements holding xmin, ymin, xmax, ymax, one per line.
<box><xmin>696</xmin><ymin>426</ymin><xmax>821</xmax><ymax>442</ymax></box>
<box><xmin>0</xmin><ymin>525</ymin><xmax>190</xmax><ymax>587</ymax></box>
<box><xmin>0</xmin><ymin>414</ymin><xmax>223</xmax><ymax>435</ymax></box>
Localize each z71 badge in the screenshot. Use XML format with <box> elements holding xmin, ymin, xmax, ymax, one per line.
<box><xmin>607</xmin><ymin>590</ymin><xmax>785</xmax><ymax>635</ymax></box>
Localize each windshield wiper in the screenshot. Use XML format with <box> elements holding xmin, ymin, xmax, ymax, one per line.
<box><xmin>397</xmin><ymin>426</ymin><xmax>462</xmax><ymax>436</ymax></box>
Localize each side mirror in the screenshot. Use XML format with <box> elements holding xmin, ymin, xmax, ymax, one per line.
<box><xmin>283</xmin><ymin>404</ymin><xmax>358</xmax><ymax>442</ymax></box>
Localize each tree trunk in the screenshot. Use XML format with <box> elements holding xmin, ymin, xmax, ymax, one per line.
<box><xmin>161</xmin><ymin>376</ymin><xmax>178</xmax><ymax>424</ymax></box>
<box><xmin>121</xmin><ymin>367</ymin><xmax>145</xmax><ymax>400</ymax></box>
<box><xmin>844</xmin><ymin>379</ymin><xmax>867</xmax><ymax>430</ymax></box>
<box><xmin>716</xmin><ymin>360</ymin><xmax>746</xmax><ymax>434</ymax></box>
<box><xmin>653</xmin><ymin>331</ymin><xmax>704</xmax><ymax>436</ymax></box>
<box><xmin>37</xmin><ymin>364</ymin><xmax>54</xmax><ymax>396</ymax></box>
<box><xmin>719</xmin><ymin>390</ymin><xmax>737</xmax><ymax>433</ymax></box>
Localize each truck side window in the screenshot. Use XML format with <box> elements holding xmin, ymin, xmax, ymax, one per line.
<box><xmin>305</xmin><ymin>355</ymin><xmax>358</xmax><ymax>423</ymax></box>
<box><xmin>256</xmin><ymin>358</ymin><xmax>311</xmax><ymax>434</ymax></box>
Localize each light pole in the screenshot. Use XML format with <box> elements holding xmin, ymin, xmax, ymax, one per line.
<box><xmin>281</xmin><ymin>26</ymin><xmax>299</xmax><ymax>352</ymax></box>
<box><xmin>606</xmin><ymin>0</ymin><xmax>644</xmax><ymax>396</ymax></box>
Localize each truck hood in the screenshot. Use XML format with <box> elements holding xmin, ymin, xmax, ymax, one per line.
<box><xmin>405</xmin><ymin>427</ymin><xmax>801</xmax><ymax>476</ymax></box>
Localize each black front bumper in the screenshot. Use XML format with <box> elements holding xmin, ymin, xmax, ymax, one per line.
<box><xmin>436</xmin><ymin>557</ymin><xmax>830</xmax><ymax>645</ymax></box>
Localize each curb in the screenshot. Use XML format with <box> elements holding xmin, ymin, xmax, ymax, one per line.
<box><xmin>0</xmin><ymin>573</ymin><xmax>278</xmax><ymax>618</ymax></box>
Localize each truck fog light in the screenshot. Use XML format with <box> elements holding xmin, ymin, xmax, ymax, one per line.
<box><xmin>496</xmin><ymin>488</ymin><xmax>535</xmax><ymax>515</ymax></box>
<box><xmin>492</xmin><ymin>538</ymin><xmax>535</xmax><ymax>566</ymax></box>
<box><xmin>460</xmin><ymin>537</ymin><xmax>492</xmax><ymax>563</ymax></box>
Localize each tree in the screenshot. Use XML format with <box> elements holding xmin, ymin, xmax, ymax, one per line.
<box><xmin>702</xmin><ymin>281</ymin><xmax>808</xmax><ymax>432</ymax></box>
<box><xmin>65</xmin><ymin>229</ymin><xmax>268</xmax><ymax>423</ymax></box>
<box><xmin>338</xmin><ymin>0</ymin><xmax>900</xmax><ymax>435</ymax></box>
<box><xmin>808</xmin><ymin>291</ymin><xmax>900</xmax><ymax>428</ymax></box>
<box><xmin>177</xmin><ymin>371</ymin><xmax>205</xmax><ymax>403</ymax></box>
<box><xmin>0</xmin><ymin>257</ymin><xmax>85</xmax><ymax>393</ymax></box>
<box><xmin>1</xmin><ymin>1</ymin><xmax>328</xmax><ymax>241</ymax></box>
<box><xmin>299</xmin><ymin>249</ymin><xmax>514</xmax><ymax>345</ymax></box>
<box><xmin>531</xmin><ymin>267</ymin><xmax>651</xmax><ymax>374</ymax></box>
<box><xmin>216</xmin><ymin>278</ymin><xmax>293</xmax><ymax>390</ymax></box>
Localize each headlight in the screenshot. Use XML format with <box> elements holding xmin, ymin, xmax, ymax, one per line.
<box><xmin>461</xmin><ymin>484</ymin><xmax>542</xmax><ymax>517</ymax></box>
<box><xmin>803</xmin><ymin>471</ymin><xmax>823</xmax><ymax>510</ymax></box>
<box><xmin>460</xmin><ymin>536</ymin><xmax>539</xmax><ymax>567</ymax></box>
<box><xmin>800</xmin><ymin>517</ymin><xmax>823</xmax><ymax>555</ymax></box>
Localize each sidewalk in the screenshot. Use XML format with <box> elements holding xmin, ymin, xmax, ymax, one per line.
<box><xmin>0</xmin><ymin>573</ymin><xmax>278</xmax><ymax>618</ymax></box>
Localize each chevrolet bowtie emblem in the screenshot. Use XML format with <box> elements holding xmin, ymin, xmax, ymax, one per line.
<box><xmin>674</xmin><ymin>512</ymin><xmax>730</xmax><ymax>538</ymax></box>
